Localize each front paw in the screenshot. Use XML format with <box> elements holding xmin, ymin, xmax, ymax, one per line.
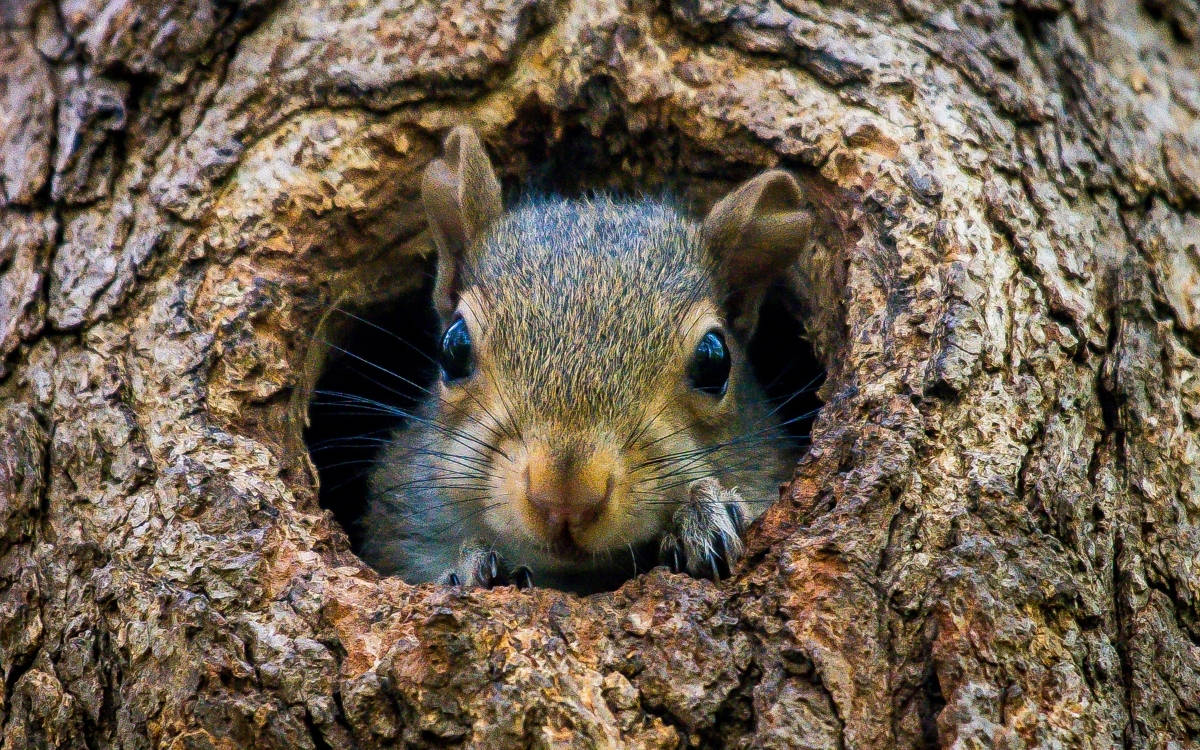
<box><xmin>438</xmin><ymin>540</ymin><xmax>534</xmax><ymax>589</ymax></box>
<box><xmin>660</xmin><ymin>478</ymin><xmax>748</xmax><ymax>581</ymax></box>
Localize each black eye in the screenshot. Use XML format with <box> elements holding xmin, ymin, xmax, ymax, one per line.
<box><xmin>439</xmin><ymin>317</ymin><xmax>473</xmax><ymax>382</ymax></box>
<box><xmin>688</xmin><ymin>330</ymin><xmax>730</xmax><ymax>397</ymax></box>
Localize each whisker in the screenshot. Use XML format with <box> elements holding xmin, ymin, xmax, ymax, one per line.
<box><xmin>314</xmin><ymin>390</ymin><xmax>504</xmax><ymax>462</ymax></box>
<box><xmin>633</xmin><ymin>404</ymin><xmax>821</xmax><ymax>471</ymax></box>
<box><xmin>312</xmin><ymin>330</ymin><xmax>514</xmax><ymax>447</ymax></box>
<box><xmin>638</xmin><ymin>446</ymin><xmax>795</xmax><ymax>497</ymax></box>
<box><xmin>635</xmin><ymin>434</ymin><xmax>808</xmax><ymax>487</ymax></box>
<box><xmin>338</xmin><ymin>363</ymin><xmax>515</xmax><ymax>450</ymax></box>
<box><xmin>313</xmin><ymin>391</ymin><xmax>490</xmax><ymax>446</ymax></box>
<box><xmin>428</xmin><ymin>500</ymin><xmax>506</xmax><ymax>536</ymax></box>
<box><xmin>374</xmin><ymin>495</ymin><xmax>497</xmax><ymax>530</ymax></box>
<box><xmin>329</xmin><ymin>306</ymin><xmax>438</xmax><ymax>367</ymax></box>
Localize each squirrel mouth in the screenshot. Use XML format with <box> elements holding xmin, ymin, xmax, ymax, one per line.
<box><xmin>548</xmin><ymin>529</ymin><xmax>588</xmax><ymax>560</ymax></box>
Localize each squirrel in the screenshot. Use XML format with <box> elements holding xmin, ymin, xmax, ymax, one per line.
<box><xmin>358</xmin><ymin>126</ymin><xmax>814</xmax><ymax>593</ymax></box>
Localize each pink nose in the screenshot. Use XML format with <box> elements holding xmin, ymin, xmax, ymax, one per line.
<box><xmin>526</xmin><ymin>458</ymin><xmax>613</xmax><ymax>536</ymax></box>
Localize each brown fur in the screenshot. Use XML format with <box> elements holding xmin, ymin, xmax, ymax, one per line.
<box><xmin>359</xmin><ymin>127</ymin><xmax>812</xmax><ymax>592</ymax></box>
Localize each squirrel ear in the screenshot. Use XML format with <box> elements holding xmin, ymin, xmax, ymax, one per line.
<box><xmin>422</xmin><ymin>125</ymin><xmax>502</xmax><ymax>318</ymax></box>
<box><xmin>701</xmin><ymin>169</ymin><xmax>814</xmax><ymax>337</ymax></box>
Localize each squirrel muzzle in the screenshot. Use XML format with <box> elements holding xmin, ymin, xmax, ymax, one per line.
<box><xmin>515</xmin><ymin>440</ymin><xmax>622</xmax><ymax>554</ymax></box>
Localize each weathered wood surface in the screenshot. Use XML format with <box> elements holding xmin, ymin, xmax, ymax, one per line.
<box><xmin>2</xmin><ymin>0</ymin><xmax>1199</xmax><ymax>747</ymax></box>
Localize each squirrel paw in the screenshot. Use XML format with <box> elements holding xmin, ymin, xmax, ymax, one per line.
<box><xmin>660</xmin><ymin>478</ymin><xmax>748</xmax><ymax>582</ymax></box>
<box><xmin>440</xmin><ymin>541</ymin><xmax>534</xmax><ymax>590</ymax></box>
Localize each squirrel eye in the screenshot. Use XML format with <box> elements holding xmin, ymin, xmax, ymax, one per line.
<box><xmin>688</xmin><ymin>330</ymin><xmax>730</xmax><ymax>397</ymax></box>
<box><xmin>439</xmin><ymin>317</ymin><xmax>474</xmax><ymax>382</ymax></box>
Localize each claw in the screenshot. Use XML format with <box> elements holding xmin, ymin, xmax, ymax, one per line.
<box><xmin>513</xmin><ymin>566</ymin><xmax>534</xmax><ymax>590</ymax></box>
<box><xmin>711</xmin><ymin>533</ymin><xmax>729</xmax><ymax>581</ymax></box>
<box><xmin>450</xmin><ymin>542</ymin><xmax>532</xmax><ymax>588</ymax></box>
<box><xmin>726</xmin><ymin>501</ymin><xmax>746</xmax><ymax>534</ymax></box>
<box><xmin>663</xmin><ymin>539</ymin><xmax>684</xmax><ymax>573</ymax></box>
<box><xmin>662</xmin><ymin>479</ymin><xmax>749</xmax><ymax>582</ymax></box>
<box><xmin>474</xmin><ymin>550</ymin><xmax>507</xmax><ymax>587</ymax></box>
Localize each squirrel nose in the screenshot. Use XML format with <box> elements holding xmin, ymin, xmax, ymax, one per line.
<box><xmin>525</xmin><ymin>452</ymin><xmax>614</xmax><ymax>533</ymax></box>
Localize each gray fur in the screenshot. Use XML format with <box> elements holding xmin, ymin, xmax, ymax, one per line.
<box><xmin>471</xmin><ymin>194</ymin><xmax>710</xmax><ymax>432</ymax></box>
<box><xmin>359</xmin><ymin>188</ymin><xmax>799</xmax><ymax>592</ymax></box>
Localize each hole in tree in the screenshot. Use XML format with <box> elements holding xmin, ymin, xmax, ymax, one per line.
<box><xmin>303</xmin><ymin>125</ymin><xmax>830</xmax><ymax>591</ymax></box>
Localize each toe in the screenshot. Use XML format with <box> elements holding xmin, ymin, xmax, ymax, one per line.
<box><xmin>512</xmin><ymin>566</ymin><xmax>534</xmax><ymax>590</ymax></box>
<box><xmin>711</xmin><ymin>532</ymin><xmax>732</xmax><ymax>580</ymax></box>
<box><xmin>474</xmin><ymin>550</ymin><xmax>509</xmax><ymax>587</ymax></box>
<box><xmin>660</xmin><ymin>534</ymin><xmax>685</xmax><ymax>573</ymax></box>
<box><xmin>725</xmin><ymin>500</ymin><xmax>747</xmax><ymax>535</ymax></box>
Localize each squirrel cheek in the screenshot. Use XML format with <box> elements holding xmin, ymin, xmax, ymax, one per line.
<box><xmin>488</xmin><ymin>442</ymin><xmax>533</xmax><ymax>536</ymax></box>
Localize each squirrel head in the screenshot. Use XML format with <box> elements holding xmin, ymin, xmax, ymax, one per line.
<box><xmin>418</xmin><ymin>126</ymin><xmax>813</xmax><ymax>570</ymax></box>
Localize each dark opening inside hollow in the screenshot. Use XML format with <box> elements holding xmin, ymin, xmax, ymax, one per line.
<box><xmin>304</xmin><ymin>274</ymin><xmax>440</xmax><ymax>550</ymax></box>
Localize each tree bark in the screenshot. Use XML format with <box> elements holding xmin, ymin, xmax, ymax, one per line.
<box><xmin>2</xmin><ymin>0</ymin><xmax>1199</xmax><ymax>747</ymax></box>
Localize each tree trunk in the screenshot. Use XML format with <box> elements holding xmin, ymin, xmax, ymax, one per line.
<box><xmin>2</xmin><ymin>0</ymin><xmax>1199</xmax><ymax>747</ymax></box>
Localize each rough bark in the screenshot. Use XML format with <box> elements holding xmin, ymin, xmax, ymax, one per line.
<box><xmin>1</xmin><ymin>0</ymin><xmax>1199</xmax><ymax>747</ymax></box>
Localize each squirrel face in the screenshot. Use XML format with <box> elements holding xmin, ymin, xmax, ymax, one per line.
<box><xmin>414</xmin><ymin>126</ymin><xmax>813</xmax><ymax>572</ymax></box>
